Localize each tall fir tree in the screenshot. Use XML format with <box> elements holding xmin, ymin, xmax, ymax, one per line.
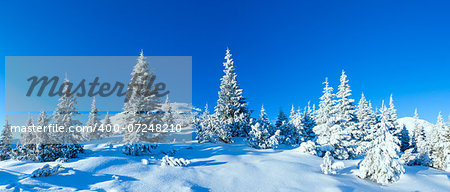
<box><xmin>356</xmin><ymin>93</ymin><xmax>377</xmax><ymax>154</ymax></box>
<box><xmin>215</xmin><ymin>48</ymin><xmax>250</xmax><ymax>137</ymax></box>
<box><xmin>53</xmin><ymin>75</ymin><xmax>82</xmax><ymax>144</ymax></box>
<box><xmin>84</xmin><ymin>97</ymin><xmax>102</xmax><ymax>141</ymax></box>
<box><xmin>357</xmin><ymin>103</ymin><xmax>404</xmax><ymax>185</ymax></box>
<box><xmin>335</xmin><ymin>71</ymin><xmax>358</xmax><ymax>157</ymax></box>
<box><xmin>386</xmin><ymin>95</ymin><xmax>401</xmax><ymax>135</ymax></box>
<box><xmin>314</xmin><ymin>78</ymin><xmax>337</xmax><ymax>146</ymax></box>
<box><xmin>123</xmin><ymin>51</ymin><xmax>163</xmax><ymax>144</ymax></box>
<box><xmin>314</xmin><ymin>78</ymin><xmax>350</xmax><ymax>159</ymax></box>
<box><xmin>335</xmin><ymin>70</ymin><xmax>358</xmax><ymax>125</ymax></box>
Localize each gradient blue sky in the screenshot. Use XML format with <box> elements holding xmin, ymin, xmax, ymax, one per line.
<box><xmin>1</xmin><ymin>0</ymin><xmax>450</xmax><ymax>124</ymax></box>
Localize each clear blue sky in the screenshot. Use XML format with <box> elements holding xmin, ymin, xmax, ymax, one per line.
<box><xmin>1</xmin><ymin>0</ymin><xmax>450</xmax><ymax>124</ymax></box>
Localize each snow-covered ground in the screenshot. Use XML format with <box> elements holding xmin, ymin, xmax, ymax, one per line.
<box><xmin>0</xmin><ymin>139</ymin><xmax>448</xmax><ymax>192</ymax></box>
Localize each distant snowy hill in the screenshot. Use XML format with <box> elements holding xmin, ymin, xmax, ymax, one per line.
<box><xmin>398</xmin><ymin>117</ymin><xmax>434</xmax><ymax>136</ymax></box>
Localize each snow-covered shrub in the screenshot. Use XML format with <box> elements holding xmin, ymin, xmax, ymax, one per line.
<box><xmin>321</xmin><ymin>151</ymin><xmax>336</xmax><ymax>175</ymax></box>
<box><xmin>11</xmin><ymin>144</ymin><xmax>37</xmax><ymax>161</ymax></box>
<box><xmin>122</xmin><ymin>144</ymin><xmax>156</xmax><ymax>156</ymax></box>
<box><xmin>31</xmin><ymin>164</ymin><xmax>63</xmax><ymax>177</ymax></box>
<box><xmin>41</xmin><ymin>144</ymin><xmax>83</xmax><ymax>162</ymax></box>
<box><xmin>11</xmin><ymin>144</ymin><xmax>83</xmax><ymax>162</ymax></box>
<box><xmin>160</xmin><ymin>155</ymin><xmax>190</xmax><ymax>167</ymax></box>
<box><xmin>298</xmin><ymin>141</ymin><xmax>317</xmax><ymax>155</ymax></box>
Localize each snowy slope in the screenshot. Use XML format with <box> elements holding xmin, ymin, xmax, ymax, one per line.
<box><xmin>0</xmin><ymin>140</ymin><xmax>448</xmax><ymax>192</ymax></box>
<box><xmin>398</xmin><ymin>117</ymin><xmax>434</xmax><ymax>135</ymax></box>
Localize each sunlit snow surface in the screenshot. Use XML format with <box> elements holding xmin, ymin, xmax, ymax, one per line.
<box><xmin>0</xmin><ymin>138</ymin><xmax>448</xmax><ymax>192</ymax></box>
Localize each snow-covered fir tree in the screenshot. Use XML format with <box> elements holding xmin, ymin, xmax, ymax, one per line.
<box><xmin>84</xmin><ymin>97</ymin><xmax>102</xmax><ymax>141</ymax></box>
<box><xmin>357</xmin><ymin>103</ymin><xmax>404</xmax><ymax>185</ymax></box>
<box><xmin>356</xmin><ymin>93</ymin><xmax>376</xmax><ymax>141</ymax></box>
<box><xmin>35</xmin><ymin>110</ymin><xmax>51</xmax><ymax>144</ymax></box>
<box><xmin>195</xmin><ymin>104</ymin><xmax>233</xmax><ymax>143</ymax></box>
<box><xmin>321</xmin><ymin>151</ymin><xmax>336</xmax><ymax>175</ymax></box>
<box><xmin>335</xmin><ymin>70</ymin><xmax>358</xmax><ymax>126</ymax></box>
<box><xmin>334</xmin><ymin>70</ymin><xmax>358</xmax><ymax>158</ymax></box>
<box><xmin>102</xmin><ymin>112</ymin><xmax>113</xmax><ymax>137</ymax></box>
<box><xmin>123</xmin><ymin>51</ymin><xmax>163</xmax><ymax>144</ymax></box>
<box><xmin>276</xmin><ymin>109</ymin><xmax>298</xmax><ymax>144</ymax></box>
<box><xmin>247</xmin><ymin>105</ymin><xmax>279</xmax><ymax>149</ymax></box>
<box><xmin>194</xmin><ymin>104</ymin><xmax>211</xmax><ymax>143</ymax></box>
<box><xmin>289</xmin><ymin>105</ymin><xmax>302</xmax><ymax>137</ymax></box>
<box><xmin>398</xmin><ymin>125</ymin><xmax>411</xmax><ymax>152</ymax></box>
<box><xmin>429</xmin><ymin>112</ymin><xmax>448</xmax><ymax>170</ymax></box>
<box><xmin>355</xmin><ymin>93</ymin><xmax>377</xmax><ymax>155</ymax></box>
<box><xmin>411</xmin><ymin>109</ymin><xmax>427</xmax><ymax>154</ymax></box>
<box><xmin>21</xmin><ymin>114</ymin><xmax>35</xmax><ymax>145</ymax></box>
<box><xmin>275</xmin><ymin>109</ymin><xmax>288</xmax><ymax>128</ymax></box>
<box><xmin>53</xmin><ymin>75</ymin><xmax>82</xmax><ymax>144</ymax></box>
<box><xmin>299</xmin><ymin>102</ymin><xmax>316</xmax><ymax>142</ymax></box>
<box><xmin>313</xmin><ymin>78</ymin><xmax>336</xmax><ymax>147</ymax></box>
<box><xmin>0</xmin><ymin>119</ymin><xmax>13</xmax><ymax>160</ymax></box>
<box><xmin>314</xmin><ymin>78</ymin><xmax>350</xmax><ymax>159</ymax></box>
<box><xmin>386</xmin><ymin>95</ymin><xmax>401</xmax><ymax>136</ymax></box>
<box><xmin>162</xmin><ymin>96</ymin><xmax>176</xmax><ymax>126</ymax></box>
<box><xmin>215</xmin><ymin>48</ymin><xmax>250</xmax><ymax>137</ymax></box>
